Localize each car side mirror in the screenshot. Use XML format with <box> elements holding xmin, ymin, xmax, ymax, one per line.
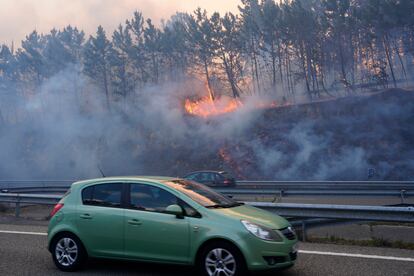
<box><xmin>166</xmin><ymin>204</ymin><xmax>184</xmax><ymax>218</ymax></box>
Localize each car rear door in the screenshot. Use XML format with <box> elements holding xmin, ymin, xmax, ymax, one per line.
<box><xmin>76</xmin><ymin>182</ymin><xmax>125</xmax><ymax>258</ymax></box>
<box><xmin>124</xmin><ymin>183</ymin><xmax>190</xmax><ymax>263</ymax></box>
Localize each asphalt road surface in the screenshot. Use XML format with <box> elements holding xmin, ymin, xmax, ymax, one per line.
<box><xmin>0</xmin><ymin>223</ymin><xmax>413</xmax><ymax>276</ymax></box>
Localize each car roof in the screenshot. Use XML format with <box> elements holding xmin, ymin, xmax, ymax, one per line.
<box><xmin>72</xmin><ymin>176</ymin><xmax>180</xmax><ymax>187</ymax></box>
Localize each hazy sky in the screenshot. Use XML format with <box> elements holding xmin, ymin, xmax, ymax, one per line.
<box><xmin>0</xmin><ymin>0</ymin><xmax>240</xmax><ymax>47</ymax></box>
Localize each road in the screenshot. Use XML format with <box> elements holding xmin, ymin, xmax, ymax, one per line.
<box><xmin>0</xmin><ymin>223</ymin><xmax>413</xmax><ymax>276</ymax></box>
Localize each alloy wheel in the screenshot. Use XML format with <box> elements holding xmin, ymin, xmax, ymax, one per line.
<box><xmin>205</xmin><ymin>248</ymin><xmax>237</xmax><ymax>276</ymax></box>
<box><xmin>55</xmin><ymin>237</ymin><xmax>78</xmax><ymax>267</ymax></box>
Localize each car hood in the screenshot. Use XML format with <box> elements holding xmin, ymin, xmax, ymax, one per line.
<box><xmin>211</xmin><ymin>204</ymin><xmax>290</xmax><ymax>229</ymax></box>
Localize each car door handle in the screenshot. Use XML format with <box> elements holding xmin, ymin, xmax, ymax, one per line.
<box><xmin>128</xmin><ymin>219</ymin><xmax>142</xmax><ymax>226</ymax></box>
<box><xmin>80</xmin><ymin>214</ymin><xmax>92</xmax><ymax>219</ymax></box>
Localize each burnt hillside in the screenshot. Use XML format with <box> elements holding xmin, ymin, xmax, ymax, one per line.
<box><xmin>0</xmin><ymin>88</ymin><xmax>413</xmax><ymax>181</ymax></box>
<box><xmin>216</xmin><ymin>89</ymin><xmax>414</xmax><ymax>180</ymax></box>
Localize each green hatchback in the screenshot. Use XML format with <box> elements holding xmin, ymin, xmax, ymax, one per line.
<box><xmin>48</xmin><ymin>177</ymin><xmax>297</xmax><ymax>275</ymax></box>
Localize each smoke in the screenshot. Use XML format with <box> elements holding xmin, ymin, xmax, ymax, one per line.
<box><xmin>0</xmin><ymin>66</ymin><xmax>413</xmax><ymax>181</ymax></box>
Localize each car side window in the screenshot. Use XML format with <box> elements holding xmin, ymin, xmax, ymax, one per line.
<box><xmin>185</xmin><ymin>174</ymin><xmax>197</xmax><ymax>181</ymax></box>
<box><xmin>129</xmin><ymin>184</ymin><xmax>201</xmax><ymax>217</ymax></box>
<box><xmin>215</xmin><ymin>173</ymin><xmax>224</xmax><ymax>182</ymax></box>
<box><xmin>82</xmin><ymin>183</ymin><xmax>122</xmax><ymax>208</ymax></box>
<box><xmin>129</xmin><ymin>184</ymin><xmax>178</xmax><ymax>213</ymax></box>
<box><xmin>200</xmin><ymin>173</ymin><xmax>215</xmax><ymax>182</ymax></box>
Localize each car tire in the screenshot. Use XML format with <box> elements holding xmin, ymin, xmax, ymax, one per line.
<box><xmin>198</xmin><ymin>241</ymin><xmax>248</xmax><ymax>276</ymax></box>
<box><xmin>51</xmin><ymin>233</ymin><xmax>87</xmax><ymax>272</ymax></box>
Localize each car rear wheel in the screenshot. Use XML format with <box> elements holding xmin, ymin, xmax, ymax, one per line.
<box><xmin>198</xmin><ymin>242</ymin><xmax>247</xmax><ymax>276</ymax></box>
<box><xmin>51</xmin><ymin>233</ymin><xmax>86</xmax><ymax>271</ymax></box>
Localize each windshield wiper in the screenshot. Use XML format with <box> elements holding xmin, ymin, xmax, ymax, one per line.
<box><xmin>206</xmin><ymin>202</ymin><xmax>244</xmax><ymax>209</ymax></box>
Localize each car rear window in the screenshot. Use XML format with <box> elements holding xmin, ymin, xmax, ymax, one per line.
<box><xmin>82</xmin><ymin>183</ymin><xmax>122</xmax><ymax>208</ymax></box>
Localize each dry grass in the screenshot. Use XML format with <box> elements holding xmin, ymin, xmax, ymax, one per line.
<box><xmin>308</xmin><ymin>235</ymin><xmax>414</xmax><ymax>250</ymax></box>
<box><xmin>0</xmin><ymin>203</ymin><xmax>8</xmax><ymax>212</ymax></box>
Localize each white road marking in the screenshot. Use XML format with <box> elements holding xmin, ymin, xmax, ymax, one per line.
<box><xmin>299</xmin><ymin>250</ymin><xmax>414</xmax><ymax>262</ymax></box>
<box><xmin>0</xmin><ymin>230</ymin><xmax>47</xmax><ymax>236</ymax></box>
<box><xmin>1</xmin><ymin>229</ymin><xmax>413</xmax><ymax>262</ymax></box>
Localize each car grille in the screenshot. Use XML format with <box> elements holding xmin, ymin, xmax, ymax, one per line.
<box><xmin>279</xmin><ymin>227</ymin><xmax>296</xmax><ymax>240</ymax></box>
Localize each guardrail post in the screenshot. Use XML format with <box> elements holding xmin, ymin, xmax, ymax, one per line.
<box><xmin>400</xmin><ymin>190</ymin><xmax>406</xmax><ymax>204</ymax></box>
<box><xmin>302</xmin><ymin>221</ymin><xmax>307</xmax><ymax>242</ymax></box>
<box><xmin>15</xmin><ymin>196</ymin><xmax>20</xmax><ymax>218</ymax></box>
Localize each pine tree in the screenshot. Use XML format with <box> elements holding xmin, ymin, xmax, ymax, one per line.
<box><xmin>0</xmin><ymin>45</ymin><xmax>17</xmax><ymax>90</ymax></box>
<box><xmin>126</xmin><ymin>11</ymin><xmax>148</xmax><ymax>85</ymax></box>
<box><xmin>83</xmin><ymin>26</ymin><xmax>113</xmax><ymax>109</ymax></box>
<box><xmin>58</xmin><ymin>26</ymin><xmax>85</xmax><ymax>62</ymax></box>
<box><xmin>144</xmin><ymin>19</ymin><xmax>162</xmax><ymax>84</ymax></box>
<box><xmin>213</xmin><ymin>12</ymin><xmax>243</xmax><ymax>98</ymax></box>
<box><xmin>43</xmin><ymin>28</ymin><xmax>73</xmax><ymax>76</ymax></box>
<box><xmin>160</xmin><ymin>13</ymin><xmax>190</xmax><ymax>80</ymax></box>
<box><xmin>109</xmin><ymin>24</ymin><xmax>135</xmax><ymax>98</ymax></box>
<box><xmin>17</xmin><ymin>31</ymin><xmax>46</xmax><ymax>87</ymax></box>
<box><xmin>185</xmin><ymin>8</ymin><xmax>218</xmax><ymax>100</ymax></box>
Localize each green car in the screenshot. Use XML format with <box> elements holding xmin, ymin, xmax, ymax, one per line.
<box><xmin>48</xmin><ymin>177</ymin><xmax>297</xmax><ymax>275</ymax></box>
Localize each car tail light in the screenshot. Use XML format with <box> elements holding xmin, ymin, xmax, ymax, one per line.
<box><xmin>50</xmin><ymin>203</ymin><xmax>64</xmax><ymax>218</ymax></box>
<box><xmin>223</xmin><ymin>179</ymin><xmax>232</xmax><ymax>185</ymax></box>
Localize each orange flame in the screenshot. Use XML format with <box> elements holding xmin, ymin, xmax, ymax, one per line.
<box><xmin>184</xmin><ymin>96</ymin><xmax>242</xmax><ymax>118</ymax></box>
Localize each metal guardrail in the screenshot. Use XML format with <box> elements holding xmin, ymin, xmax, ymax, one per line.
<box><xmin>237</xmin><ymin>180</ymin><xmax>414</xmax><ymax>190</ymax></box>
<box><xmin>1</xmin><ymin>180</ymin><xmax>413</xmax><ymax>203</ymax></box>
<box><xmin>224</xmin><ymin>181</ymin><xmax>414</xmax><ymax>203</ymax></box>
<box><xmin>0</xmin><ymin>180</ymin><xmax>72</xmax><ymax>190</ymax></box>
<box><xmin>1</xmin><ymin>193</ymin><xmax>413</xmax><ymax>222</ymax></box>
<box><xmin>250</xmin><ymin>202</ymin><xmax>414</xmax><ymax>222</ymax></box>
<box><xmin>0</xmin><ymin>193</ymin><xmax>61</xmax><ymax>217</ymax></box>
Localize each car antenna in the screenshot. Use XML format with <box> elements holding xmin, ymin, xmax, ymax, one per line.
<box><xmin>98</xmin><ymin>165</ymin><xmax>106</xmax><ymax>177</ymax></box>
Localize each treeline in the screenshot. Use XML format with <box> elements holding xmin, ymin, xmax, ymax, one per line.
<box><xmin>1</xmin><ymin>0</ymin><xmax>414</xmax><ymax>106</ymax></box>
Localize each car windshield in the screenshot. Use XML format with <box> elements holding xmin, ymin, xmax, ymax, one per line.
<box><xmin>163</xmin><ymin>179</ymin><xmax>243</xmax><ymax>208</ymax></box>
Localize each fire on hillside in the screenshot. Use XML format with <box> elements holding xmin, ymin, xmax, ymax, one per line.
<box><xmin>184</xmin><ymin>96</ymin><xmax>242</xmax><ymax>117</ymax></box>
<box><xmin>184</xmin><ymin>96</ymin><xmax>291</xmax><ymax>118</ymax></box>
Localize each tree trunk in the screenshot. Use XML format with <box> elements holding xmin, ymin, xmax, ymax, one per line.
<box><xmin>251</xmin><ymin>38</ymin><xmax>261</xmax><ymax>94</ymax></box>
<box><xmin>278</xmin><ymin>43</ymin><xmax>284</xmax><ymax>88</ymax></box>
<box><xmin>103</xmin><ymin>69</ymin><xmax>110</xmax><ymax>110</ymax></box>
<box><xmin>383</xmin><ymin>34</ymin><xmax>397</xmax><ymax>88</ymax></box>
<box><xmin>338</xmin><ymin>36</ymin><xmax>351</xmax><ymax>91</ymax></box>
<box><xmin>299</xmin><ymin>42</ymin><xmax>311</xmax><ymax>100</ymax></box>
<box><xmin>271</xmin><ymin>42</ymin><xmax>277</xmax><ymax>89</ymax></box>
<box><xmin>222</xmin><ymin>54</ymin><xmax>240</xmax><ymax>98</ymax></box>
<box><xmin>203</xmin><ymin>59</ymin><xmax>215</xmax><ymax>101</ymax></box>
<box><xmin>392</xmin><ymin>36</ymin><xmax>407</xmax><ymax>80</ymax></box>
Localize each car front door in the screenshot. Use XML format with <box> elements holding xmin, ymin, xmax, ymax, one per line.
<box><xmin>76</xmin><ymin>183</ymin><xmax>125</xmax><ymax>258</ymax></box>
<box><xmin>124</xmin><ymin>183</ymin><xmax>190</xmax><ymax>263</ymax></box>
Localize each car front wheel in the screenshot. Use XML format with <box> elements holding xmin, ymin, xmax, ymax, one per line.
<box><xmin>198</xmin><ymin>242</ymin><xmax>247</xmax><ymax>276</ymax></box>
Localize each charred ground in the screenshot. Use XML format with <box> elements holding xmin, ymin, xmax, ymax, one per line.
<box><xmin>215</xmin><ymin>89</ymin><xmax>414</xmax><ymax>180</ymax></box>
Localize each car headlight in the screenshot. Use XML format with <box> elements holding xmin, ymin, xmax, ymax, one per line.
<box><xmin>241</xmin><ymin>220</ymin><xmax>283</xmax><ymax>241</ymax></box>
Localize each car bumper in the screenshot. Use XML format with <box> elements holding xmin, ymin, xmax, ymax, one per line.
<box><xmin>237</xmin><ymin>233</ymin><xmax>298</xmax><ymax>271</ymax></box>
